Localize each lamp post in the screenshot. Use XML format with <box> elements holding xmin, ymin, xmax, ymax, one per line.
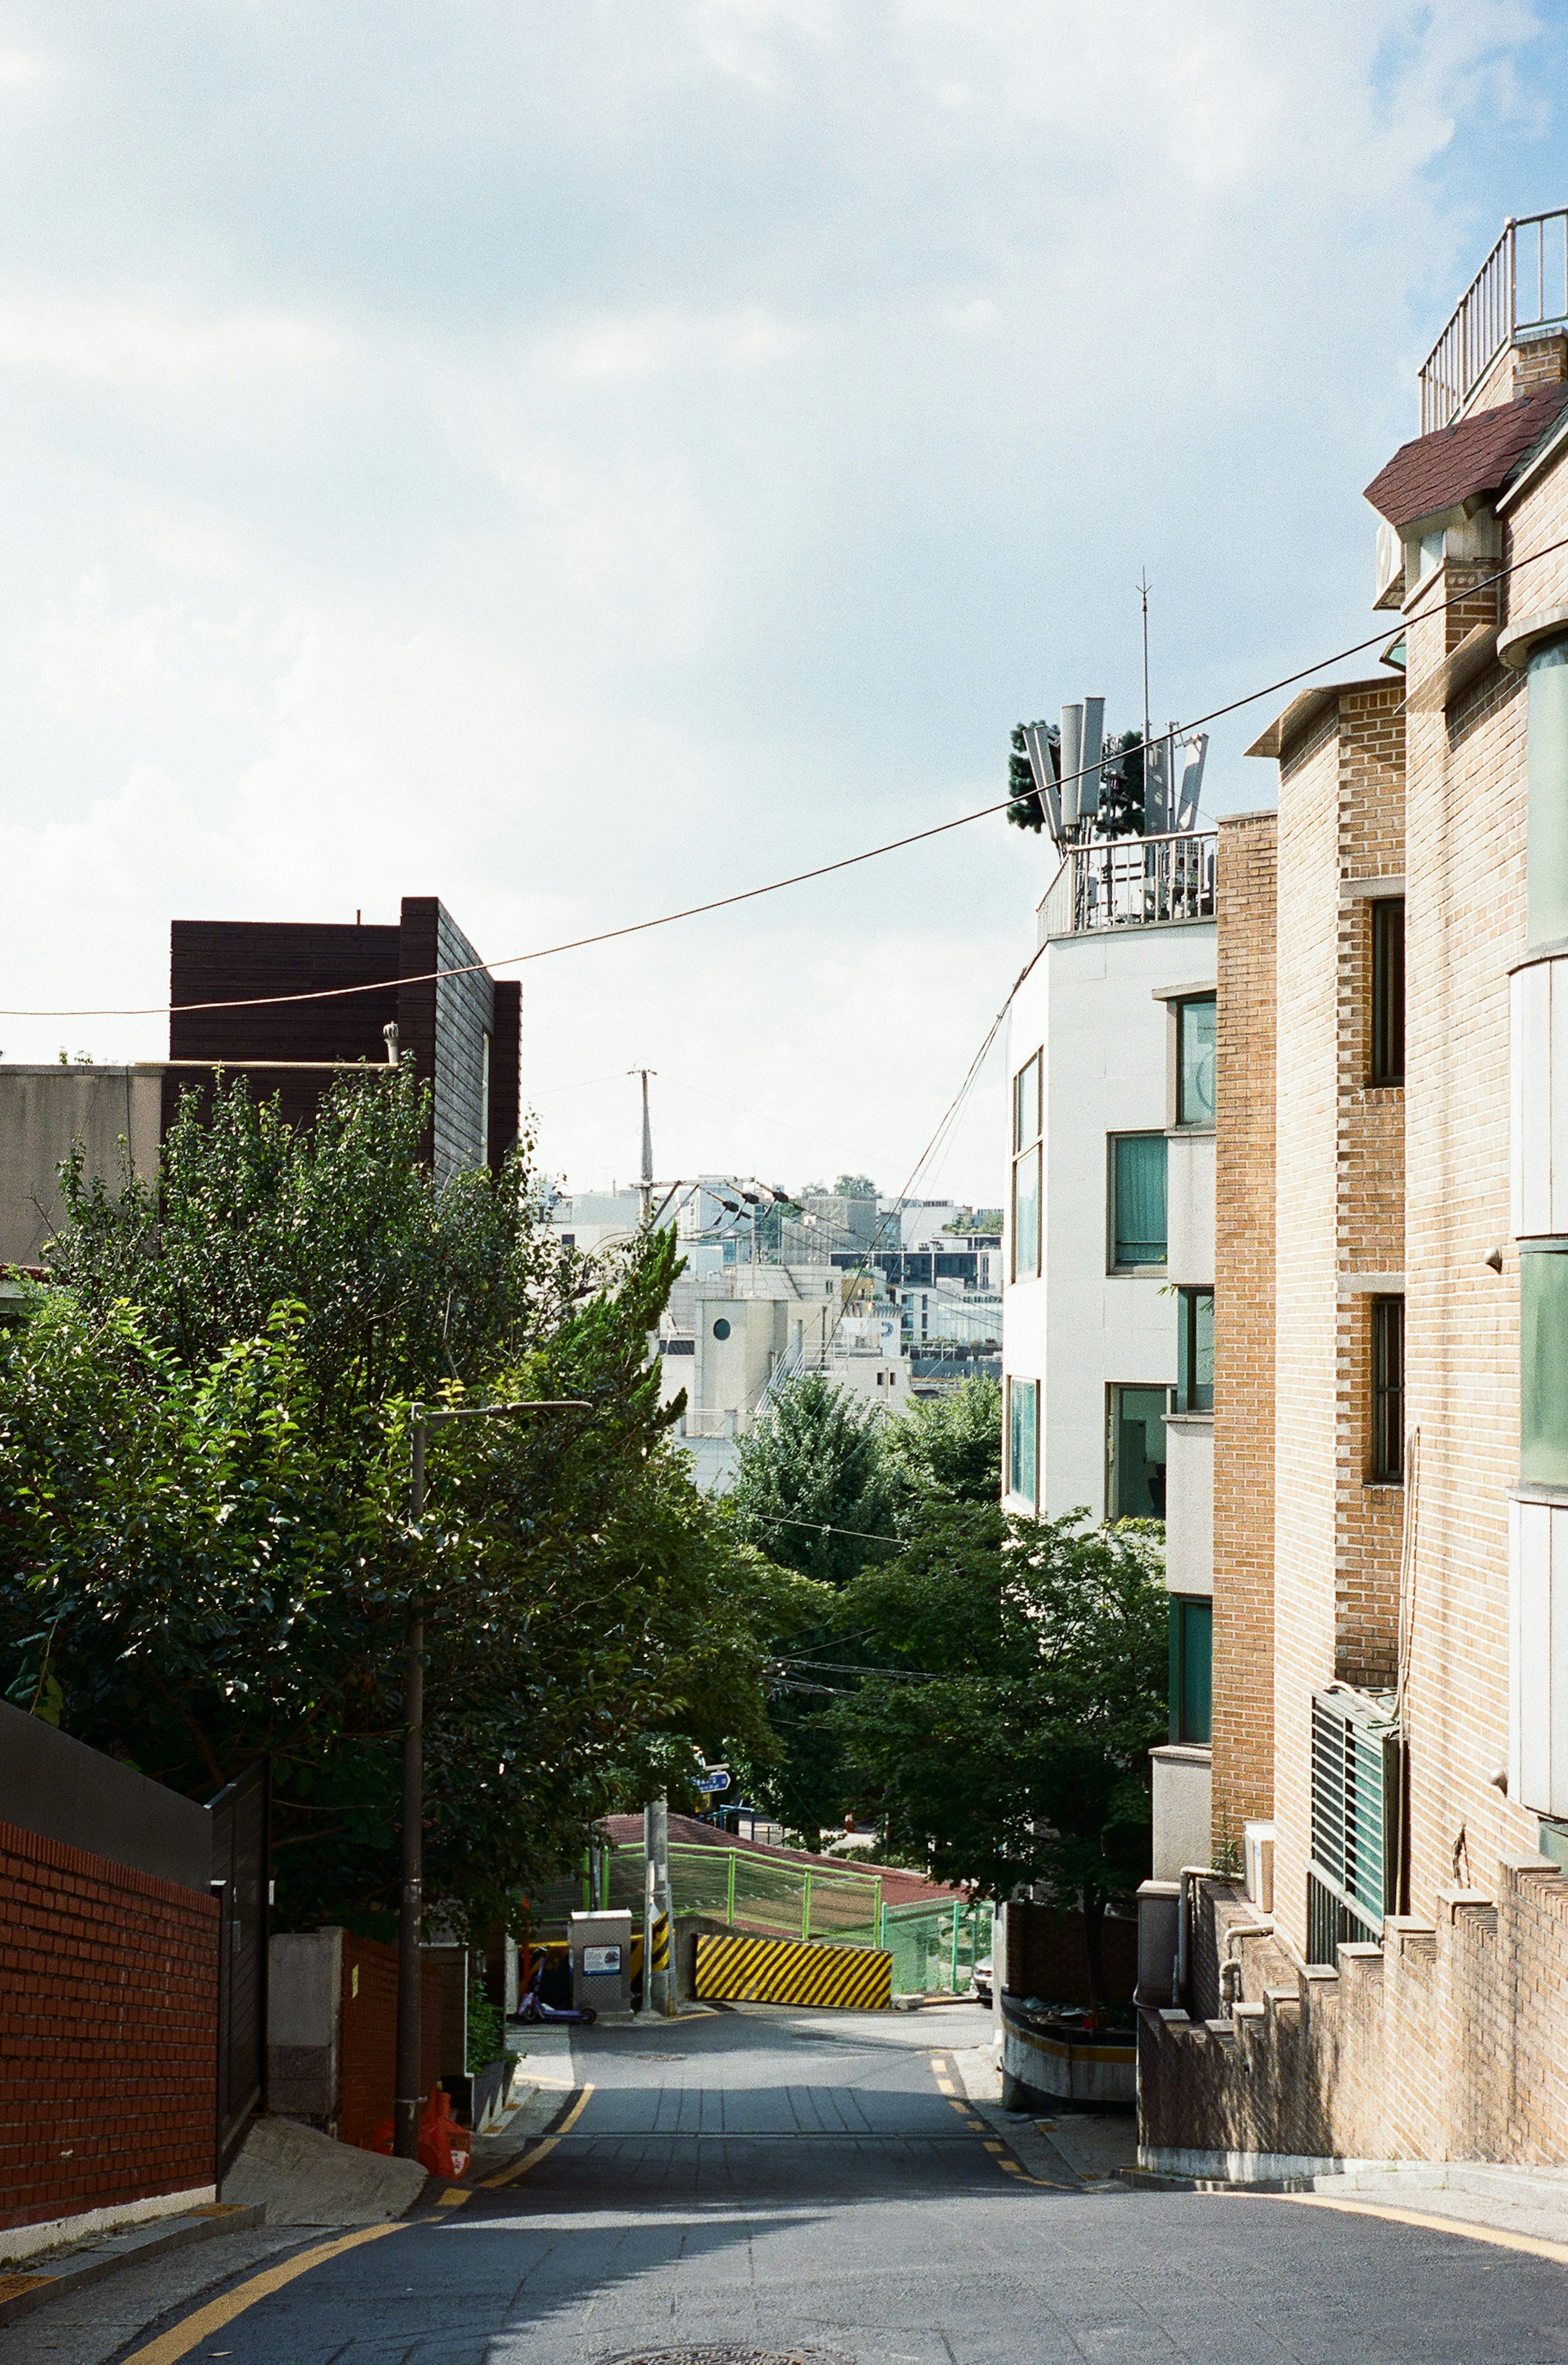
<box><xmin>395</xmin><ymin>1396</ymin><xmax>590</xmax><ymax>2163</ymax></box>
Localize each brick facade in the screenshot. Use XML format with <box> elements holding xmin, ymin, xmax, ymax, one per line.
<box><xmin>0</xmin><ymin>1817</ymin><xmax>217</xmax><ymax>2234</ymax></box>
<box><xmin>336</xmin><ymin>1932</ymin><xmax>449</xmax><ymax>2149</ymax></box>
<box><xmin>1211</xmin><ymin>813</ymin><xmax>1278</xmax><ymax>1850</ymax></box>
<box><xmin>1149</xmin><ymin>318</ymin><xmax>1568</xmax><ymax>2169</ymax></box>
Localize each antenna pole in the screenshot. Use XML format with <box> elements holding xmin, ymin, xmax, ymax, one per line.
<box><xmin>1139</xmin><ymin>570</ymin><xmax>1152</xmax><ymax>755</ymax></box>
<box><xmin>630</xmin><ymin>1068</ymin><xmax>656</xmax><ymax>1224</ymax></box>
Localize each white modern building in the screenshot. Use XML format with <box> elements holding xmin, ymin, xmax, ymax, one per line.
<box><xmin>1000</xmin><ymin>827</ymin><xmax>1218</xmax><ymax>1879</ymax></box>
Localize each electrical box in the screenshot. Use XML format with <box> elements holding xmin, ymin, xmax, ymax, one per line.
<box><xmin>569</xmin><ymin>1909</ymin><xmax>633</xmax><ymax>2015</ymax></box>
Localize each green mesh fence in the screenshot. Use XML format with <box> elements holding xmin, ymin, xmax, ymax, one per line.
<box><xmin>520</xmin><ymin>1841</ymin><xmax>990</xmax><ymax>1994</ymax></box>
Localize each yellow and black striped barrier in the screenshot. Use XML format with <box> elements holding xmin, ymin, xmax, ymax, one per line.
<box><xmin>694</xmin><ymin>1929</ymin><xmax>892</xmax><ymax>2011</ymax></box>
<box><xmin>650</xmin><ymin>1912</ymin><xmax>670</xmax><ymax>1975</ymax></box>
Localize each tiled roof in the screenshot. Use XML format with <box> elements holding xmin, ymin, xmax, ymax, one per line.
<box><xmin>1364</xmin><ymin>385</ymin><xmax>1568</xmax><ymax>529</ymax></box>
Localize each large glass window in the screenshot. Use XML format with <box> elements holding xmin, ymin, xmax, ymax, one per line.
<box><xmin>1370</xmin><ymin>900</ymin><xmax>1405</xmax><ymax>1086</ymax></box>
<box><xmin>1522</xmin><ymin>1244</ymin><xmax>1568</xmax><ymax>1489</ymax></box>
<box><xmin>1176</xmin><ymin>995</ymin><xmax>1216</xmax><ymax>1128</ymax></box>
<box><xmin>1528</xmin><ymin>634</ymin><xmax>1568</xmax><ymax>952</ymax></box>
<box><xmin>1109</xmin><ymin>1133</ymin><xmax>1168</xmax><ymax>1270</ymax></box>
<box><xmin>1011</xmin><ymin>1050</ymin><xmax>1042</xmax><ymax>1282</ymax></box>
<box><xmin>1108</xmin><ymin>1384</ymin><xmax>1170</xmax><ymax>1519</ymax></box>
<box><xmin>1176</xmin><ymin>1287</ymin><xmax>1214</xmax><ymax>1413</ymax></box>
<box><xmin>1169</xmin><ymin>1597</ymin><xmax>1212</xmax><ymax>1744</ymax></box>
<box><xmin>1371</xmin><ymin>1296</ymin><xmax>1405</xmax><ymax>1483</ymax></box>
<box><xmin>1007</xmin><ymin>1376</ymin><xmax>1039</xmax><ymax>1507</ymax></box>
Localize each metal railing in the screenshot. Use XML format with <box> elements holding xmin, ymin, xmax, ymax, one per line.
<box><xmin>1421</xmin><ymin>210</ymin><xmax>1568</xmax><ymax>433</ymax></box>
<box><xmin>1037</xmin><ymin>829</ymin><xmax>1216</xmax><ymax>941</ymax></box>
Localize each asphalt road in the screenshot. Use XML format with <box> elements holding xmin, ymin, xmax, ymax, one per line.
<box><xmin>74</xmin><ymin>2002</ymin><xmax>1568</xmax><ymax>2364</ymax></box>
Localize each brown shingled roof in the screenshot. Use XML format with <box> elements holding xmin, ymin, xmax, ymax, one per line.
<box><xmin>1364</xmin><ymin>384</ymin><xmax>1568</xmax><ymax>530</ymax></box>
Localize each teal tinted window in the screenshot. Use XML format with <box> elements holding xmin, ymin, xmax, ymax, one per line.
<box><xmin>1177</xmin><ymin>1287</ymin><xmax>1214</xmax><ymax>1413</ymax></box>
<box><xmin>1011</xmin><ymin>1143</ymin><xmax>1040</xmax><ymax>1281</ymax></box>
<box><xmin>1522</xmin><ymin>1244</ymin><xmax>1568</xmax><ymax>1489</ymax></box>
<box><xmin>1169</xmin><ymin>1597</ymin><xmax>1212</xmax><ymax>1744</ymax></box>
<box><xmin>1110</xmin><ymin>1133</ymin><xmax>1167</xmax><ymax>1268</ymax></box>
<box><xmin>1177</xmin><ymin>996</ymin><xmax>1216</xmax><ymax>1127</ymax></box>
<box><xmin>1110</xmin><ymin>1385</ymin><xmax>1169</xmax><ymax>1519</ymax></box>
<box><xmin>1528</xmin><ymin>636</ymin><xmax>1568</xmax><ymax>952</ymax></box>
<box><xmin>1008</xmin><ymin>1377</ymin><xmax>1038</xmax><ymax>1505</ymax></box>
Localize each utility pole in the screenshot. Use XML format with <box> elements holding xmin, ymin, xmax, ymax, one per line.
<box><xmin>395</xmin><ymin>1395</ymin><xmax>591</xmax><ymax>2163</ymax></box>
<box><xmin>1138</xmin><ymin>570</ymin><xmax>1152</xmax><ymax>760</ymax></box>
<box><xmin>643</xmin><ymin>1795</ymin><xmax>673</xmax><ymax>2017</ymax></box>
<box><xmin>630</xmin><ymin>1070</ymin><xmax>656</xmax><ymax>1225</ymax></box>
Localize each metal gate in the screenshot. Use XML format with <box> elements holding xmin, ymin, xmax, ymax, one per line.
<box><xmin>209</xmin><ymin>1758</ymin><xmax>270</xmax><ymax>2182</ymax></box>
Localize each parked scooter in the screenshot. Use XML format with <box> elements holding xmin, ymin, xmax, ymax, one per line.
<box><xmin>515</xmin><ymin>1948</ymin><xmax>597</xmax><ymax>2026</ymax></box>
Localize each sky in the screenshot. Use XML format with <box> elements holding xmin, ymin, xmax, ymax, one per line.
<box><xmin>0</xmin><ymin>2</ymin><xmax>1562</xmax><ymax>1207</ymax></box>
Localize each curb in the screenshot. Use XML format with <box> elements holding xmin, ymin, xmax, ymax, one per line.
<box><xmin>0</xmin><ymin>2202</ymin><xmax>266</xmax><ymax>2330</ymax></box>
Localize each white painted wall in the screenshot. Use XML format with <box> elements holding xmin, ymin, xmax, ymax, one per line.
<box><xmin>1166</xmin><ymin>1131</ymin><xmax>1216</xmax><ymax>1288</ymax></box>
<box><xmin>1002</xmin><ymin>919</ymin><xmax>1216</xmax><ymax>1520</ymax></box>
<box><xmin>1151</xmin><ymin>1746</ymin><xmax>1214</xmax><ymax>1882</ymax></box>
<box><xmin>1164</xmin><ymin>1418</ymin><xmax>1214</xmax><ymax>1596</ymax></box>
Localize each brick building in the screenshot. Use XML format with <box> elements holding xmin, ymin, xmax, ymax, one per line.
<box><xmin>1140</xmin><ymin>213</ymin><xmax>1568</xmax><ymax>2172</ymax></box>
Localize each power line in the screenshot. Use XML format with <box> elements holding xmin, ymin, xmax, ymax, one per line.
<box><xmin>2</xmin><ymin>532</ymin><xmax>1560</xmax><ymax>1025</ymax></box>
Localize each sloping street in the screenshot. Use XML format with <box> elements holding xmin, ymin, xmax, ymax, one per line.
<box><xmin>18</xmin><ymin>2002</ymin><xmax>1566</xmax><ymax>2365</ymax></box>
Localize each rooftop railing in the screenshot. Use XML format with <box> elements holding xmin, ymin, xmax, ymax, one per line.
<box><xmin>1420</xmin><ymin>210</ymin><xmax>1568</xmax><ymax>433</ymax></box>
<box><xmin>1037</xmin><ymin>829</ymin><xmax>1216</xmax><ymax>943</ymax></box>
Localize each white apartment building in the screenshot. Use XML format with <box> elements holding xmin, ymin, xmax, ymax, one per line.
<box><xmin>1001</xmin><ymin>828</ymin><xmax>1218</xmax><ymax>1877</ymax></box>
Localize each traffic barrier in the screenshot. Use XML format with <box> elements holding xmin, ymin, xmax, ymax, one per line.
<box><xmin>694</xmin><ymin>1929</ymin><xmax>892</xmax><ymax>2011</ymax></box>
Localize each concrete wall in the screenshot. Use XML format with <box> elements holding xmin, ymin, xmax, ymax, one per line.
<box><xmin>0</xmin><ymin>1065</ymin><xmax>162</xmax><ymax>1268</ymax></box>
<box><xmin>1003</xmin><ymin>918</ymin><xmax>1216</xmax><ymax>1521</ymax></box>
<box><xmin>1166</xmin><ymin>1131</ymin><xmax>1215</xmax><ymax>1288</ymax></box>
<box><xmin>1163</xmin><ymin>1418</ymin><xmax>1214</xmax><ymax>1595</ymax></box>
<box><xmin>1151</xmin><ymin>1746</ymin><xmax>1214</xmax><ymax>1882</ymax></box>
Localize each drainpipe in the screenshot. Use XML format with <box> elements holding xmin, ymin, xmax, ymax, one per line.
<box><xmin>1173</xmin><ymin>1866</ymin><xmax>1220</xmax><ymax>2010</ymax></box>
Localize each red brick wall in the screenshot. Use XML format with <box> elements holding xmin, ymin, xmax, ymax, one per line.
<box><xmin>0</xmin><ymin>1817</ymin><xmax>217</xmax><ymax>2234</ymax></box>
<box><xmin>336</xmin><ymin>1933</ymin><xmax>448</xmax><ymax>2148</ymax></box>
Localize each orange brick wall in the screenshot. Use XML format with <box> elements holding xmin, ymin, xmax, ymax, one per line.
<box><xmin>0</xmin><ymin>1817</ymin><xmax>218</xmax><ymax>2233</ymax></box>
<box><xmin>1212</xmin><ymin>812</ymin><xmax>1278</xmax><ymax>1849</ymax></box>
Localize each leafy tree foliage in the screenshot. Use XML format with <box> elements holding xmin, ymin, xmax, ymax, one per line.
<box><xmin>880</xmin><ymin>1373</ymin><xmax>1001</xmax><ymax>1518</ymax></box>
<box><xmin>0</xmin><ymin>1074</ymin><xmax>811</xmax><ymax>1934</ymax></box>
<box><xmin>1006</xmin><ymin>721</ymin><xmax>1147</xmax><ymax>838</ymax></box>
<box><xmin>727</xmin><ymin>1373</ymin><xmax>894</xmax><ymax>1589</ymax></box>
<box><xmin>829</xmin><ymin>1505</ymin><xmax>1166</xmax><ymax>1996</ymax></box>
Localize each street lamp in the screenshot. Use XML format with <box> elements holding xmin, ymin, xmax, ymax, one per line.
<box><xmin>395</xmin><ymin>1396</ymin><xmax>591</xmax><ymax>2163</ymax></box>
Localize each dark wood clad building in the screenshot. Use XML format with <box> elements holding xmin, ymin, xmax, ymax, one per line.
<box><xmin>166</xmin><ymin>897</ymin><xmax>521</xmax><ymax>1181</ymax></box>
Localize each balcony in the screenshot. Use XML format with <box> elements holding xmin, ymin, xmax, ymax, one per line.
<box><xmin>1421</xmin><ymin>210</ymin><xmax>1568</xmax><ymax>432</ymax></box>
<box><xmin>1512</xmin><ymin>949</ymin><xmax>1568</xmax><ymax>1238</ymax></box>
<box><xmin>1038</xmin><ymin>831</ymin><xmax>1216</xmax><ymax>944</ymax></box>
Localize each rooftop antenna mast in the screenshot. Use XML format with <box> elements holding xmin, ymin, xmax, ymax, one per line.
<box><xmin>630</xmin><ymin>1068</ymin><xmax>656</xmax><ymax>1224</ymax></box>
<box><xmin>1139</xmin><ymin>569</ymin><xmax>1152</xmax><ymax>760</ymax></box>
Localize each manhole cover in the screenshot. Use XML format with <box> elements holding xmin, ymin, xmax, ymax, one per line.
<box><xmin>600</xmin><ymin>2351</ymin><xmax>853</xmax><ymax>2365</ymax></box>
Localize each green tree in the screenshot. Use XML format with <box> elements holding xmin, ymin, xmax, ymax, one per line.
<box><xmin>880</xmin><ymin>1373</ymin><xmax>1002</xmax><ymax>1518</ymax></box>
<box><xmin>0</xmin><ymin>1074</ymin><xmax>805</xmax><ymax>1934</ymax></box>
<box><xmin>725</xmin><ymin>1372</ymin><xmax>898</xmax><ymax>1838</ymax></box>
<box><xmin>830</xmin><ymin>1504</ymin><xmax>1167</xmax><ymax>1997</ymax></box>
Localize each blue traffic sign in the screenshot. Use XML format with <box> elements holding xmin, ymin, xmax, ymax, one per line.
<box><xmin>696</xmin><ymin>1769</ymin><xmax>731</xmax><ymax>1793</ymax></box>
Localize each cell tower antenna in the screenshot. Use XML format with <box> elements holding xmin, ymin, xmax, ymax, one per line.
<box><xmin>630</xmin><ymin>1068</ymin><xmax>656</xmax><ymax>1224</ymax></box>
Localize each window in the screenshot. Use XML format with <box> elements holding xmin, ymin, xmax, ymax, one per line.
<box><xmin>1370</xmin><ymin>1297</ymin><xmax>1404</xmax><ymax>1482</ymax></box>
<box><xmin>1175</xmin><ymin>995</ymin><xmax>1216</xmax><ymax>1128</ymax></box>
<box><xmin>1528</xmin><ymin>632</ymin><xmax>1568</xmax><ymax>952</ymax></box>
<box><xmin>1307</xmin><ymin>1689</ymin><xmax>1400</xmax><ymax>1961</ymax></box>
<box><xmin>1007</xmin><ymin>1376</ymin><xmax>1038</xmax><ymax>1507</ymax></box>
<box><xmin>1108</xmin><ymin>1384</ymin><xmax>1170</xmax><ymax>1520</ymax></box>
<box><xmin>1109</xmin><ymin>1133</ymin><xmax>1167</xmax><ymax>1270</ymax></box>
<box><xmin>712</xmin><ymin>1318</ymin><xmax>731</xmax><ymax>1340</ymax></box>
<box><xmin>1369</xmin><ymin>901</ymin><xmax>1405</xmax><ymax>1086</ymax></box>
<box><xmin>1169</xmin><ymin>1597</ymin><xmax>1212</xmax><ymax>1744</ymax></box>
<box><xmin>1522</xmin><ymin>1243</ymin><xmax>1568</xmax><ymax>1489</ymax></box>
<box><xmin>1011</xmin><ymin>1050</ymin><xmax>1042</xmax><ymax>1282</ymax></box>
<box><xmin>1176</xmin><ymin>1288</ymin><xmax>1214</xmax><ymax>1413</ymax></box>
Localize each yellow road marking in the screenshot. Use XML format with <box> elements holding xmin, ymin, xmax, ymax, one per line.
<box><xmin>930</xmin><ymin>2058</ymin><xmax>948</xmax><ymax>2073</ymax></box>
<box><xmin>437</xmin><ymin>2189</ymin><xmax>468</xmax><ymax>2207</ymax></box>
<box><xmin>481</xmin><ymin>2083</ymin><xmax>596</xmax><ymax>2187</ymax></box>
<box><xmin>935</xmin><ymin>2078</ymin><xmax>956</xmax><ymax>2095</ymax></box>
<box><xmin>1263</xmin><ymin>2191</ymin><xmax>1568</xmax><ymax>2266</ymax></box>
<box><xmin>120</xmin><ymin>2225</ymin><xmax>401</xmax><ymax>2365</ymax></box>
<box><xmin>982</xmin><ymin>2140</ymin><xmax>1004</xmax><ymax>2153</ymax></box>
<box><xmin>964</xmin><ymin>2117</ymin><xmax>986</xmax><ymax>2130</ymax></box>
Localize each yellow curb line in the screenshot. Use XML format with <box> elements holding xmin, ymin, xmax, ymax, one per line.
<box><xmin>1260</xmin><ymin>2191</ymin><xmax>1568</xmax><ymax>2266</ymax></box>
<box><xmin>120</xmin><ymin>2224</ymin><xmax>402</xmax><ymax>2365</ymax></box>
<box><xmin>480</xmin><ymin>2084</ymin><xmax>596</xmax><ymax>2188</ymax></box>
